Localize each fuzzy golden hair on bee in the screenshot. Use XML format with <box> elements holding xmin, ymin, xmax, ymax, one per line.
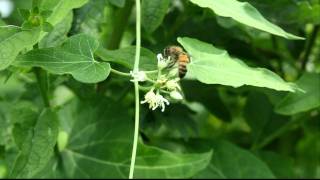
<box><xmin>163</xmin><ymin>45</ymin><xmax>190</xmax><ymax>78</ymax></box>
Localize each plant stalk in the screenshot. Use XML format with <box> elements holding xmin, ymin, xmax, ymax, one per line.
<box><xmin>300</xmin><ymin>25</ymin><xmax>319</xmax><ymax>71</ymax></box>
<box><xmin>34</xmin><ymin>67</ymin><xmax>50</xmax><ymax>107</ymax></box>
<box><xmin>129</xmin><ymin>0</ymin><xmax>141</xmax><ymax>178</ymax></box>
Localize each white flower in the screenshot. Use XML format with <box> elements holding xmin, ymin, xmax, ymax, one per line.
<box><xmin>170</xmin><ymin>91</ymin><xmax>183</xmax><ymax>100</ymax></box>
<box><xmin>157</xmin><ymin>53</ymin><xmax>168</xmax><ymax>69</ymax></box>
<box><xmin>130</xmin><ymin>70</ymin><xmax>146</xmax><ymax>82</ymax></box>
<box><xmin>141</xmin><ymin>90</ymin><xmax>170</xmax><ymax>112</ymax></box>
<box><xmin>155</xmin><ymin>92</ymin><xmax>170</xmax><ymax>112</ymax></box>
<box><xmin>141</xmin><ymin>90</ymin><xmax>157</xmax><ymax>109</ymax></box>
<box><xmin>165</xmin><ymin>78</ymin><xmax>181</xmax><ymax>91</ymax></box>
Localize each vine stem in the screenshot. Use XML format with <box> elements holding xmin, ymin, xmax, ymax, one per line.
<box><xmin>110</xmin><ymin>68</ymin><xmax>131</xmax><ymax>77</ymax></box>
<box><xmin>129</xmin><ymin>0</ymin><xmax>141</xmax><ymax>179</ymax></box>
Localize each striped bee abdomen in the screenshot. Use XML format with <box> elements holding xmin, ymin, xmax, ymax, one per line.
<box><xmin>178</xmin><ymin>53</ymin><xmax>190</xmax><ymax>78</ymax></box>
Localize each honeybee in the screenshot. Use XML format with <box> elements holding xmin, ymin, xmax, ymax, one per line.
<box><xmin>163</xmin><ymin>46</ymin><xmax>190</xmax><ymax>78</ymax></box>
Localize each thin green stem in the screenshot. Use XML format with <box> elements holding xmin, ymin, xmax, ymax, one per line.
<box><xmin>139</xmin><ymin>85</ymin><xmax>153</xmax><ymax>92</ymax></box>
<box><xmin>300</xmin><ymin>25</ymin><xmax>319</xmax><ymax>71</ymax></box>
<box><xmin>110</xmin><ymin>68</ymin><xmax>131</xmax><ymax>77</ymax></box>
<box><xmin>129</xmin><ymin>0</ymin><xmax>141</xmax><ymax>179</ymax></box>
<box><xmin>144</xmin><ymin>70</ymin><xmax>158</xmax><ymax>74</ymax></box>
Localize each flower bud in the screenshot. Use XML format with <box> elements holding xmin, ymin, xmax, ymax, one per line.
<box><xmin>170</xmin><ymin>91</ymin><xmax>183</xmax><ymax>100</ymax></box>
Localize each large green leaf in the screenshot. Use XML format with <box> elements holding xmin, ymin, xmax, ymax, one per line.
<box><xmin>39</xmin><ymin>12</ymin><xmax>73</xmax><ymax>48</ymax></box>
<box><xmin>56</xmin><ymin>98</ymin><xmax>211</xmax><ymax>178</ymax></box>
<box><xmin>40</xmin><ymin>0</ymin><xmax>88</xmax><ymax>26</ymax></box>
<box><xmin>189</xmin><ymin>0</ymin><xmax>303</xmax><ymax>39</ymax></box>
<box><xmin>96</xmin><ymin>46</ymin><xmax>157</xmax><ymax>71</ymax></box>
<box><xmin>194</xmin><ymin>140</ymin><xmax>275</xmax><ymax>178</ymax></box>
<box><xmin>108</xmin><ymin>0</ymin><xmax>126</xmax><ymax>8</ymax></box>
<box><xmin>178</xmin><ymin>37</ymin><xmax>297</xmax><ymax>92</ymax></box>
<box><xmin>0</xmin><ymin>27</ymin><xmax>40</xmax><ymax>70</ymax></box>
<box><xmin>256</xmin><ymin>151</ymin><xmax>294</xmax><ymax>178</ymax></box>
<box><xmin>244</xmin><ymin>92</ymin><xmax>290</xmax><ymax>149</ymax></box>
<box><xmin>70</xmin><ymin>0</ymin><xmax>108</xmax><ymax>39</ymax></box>
<box><xmin>275</xmin><ymin>73</ymin><xmax>320</xmax><ymax>115</ymax></box>
<box><xmin>181</xmin><ymin>81</ymin><xmax>231</xmax><ymax>122</ymax></box>
<box><xmin>247</xmin><ymin>0</ymin><xmax>320</xmax><ymax>26</ymax></box>
<box><xmin>142</xmin><ymin>0</ymin><xmax>170</xmax><ymax>33</ymax></box>
<box><xmin>10</xmin><ymin>109</ymin><xmax>59</xmax><ymax>178</ymax></box>
<box><xmin>15</xmin><ymin>34</ymin><xmax>111</xmax><ymax>83</ymax></box>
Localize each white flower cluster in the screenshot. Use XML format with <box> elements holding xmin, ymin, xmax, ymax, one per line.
<box><xmin>141</xmin><ymin>90</ymin><xmax>170</xmax><ymax>112</ymax></box>
<box><xmin>136</xmin><ymin>53</ymin><xmax>184</xmax><ymax>112</ymax></box>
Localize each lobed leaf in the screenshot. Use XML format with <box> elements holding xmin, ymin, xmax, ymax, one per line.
<box><xmin>15</xmin><ymin>34</ymin><xmax>111</xmax><ymax>83</ymax></box>
<box><xmin>96</xmin><ymin>46</ymin><xmax>157</xmax><ymax>71</ymax></box>
<box><xmin>56</xmin><ymin>98</ymin><xmax>212</xmax><ymax>178</ymax></box>
<box><xmin>189</xmin><ymin>0</ymin><xmax>304</xmax><ymax>39</ymax></box>
<box><xmin>178</xmin><ymin>37</ymin><xmax>298</xmax><ymax>92</ymax></box>
<box><xmin>0</xmin><ymin>27</ymin><xmax>40</xmax><ymax>70</ymax></box>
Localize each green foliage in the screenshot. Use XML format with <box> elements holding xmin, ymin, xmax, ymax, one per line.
<box><xmin>15</xmin><ymin>34</ymin><xmax>111</xmax><ymax>83</ymax></box>
<box><xmin>189</xmin><ymin>0</ymin><xmax>304</xmax><ymax>39</ymax></box>
<box><xmin>0</xmin><ymin>0</ymin><xmax>319</xmax><ymax>179</ymax></box>
<box><xmin>142</xmin><ymin>0</ymin><xmax>170</xmax><ymax>33</ymax></box>
<box><xmin>178</xmin><ymin>37</ymin><xmax>297</xmax><ymax>92</ymax></box>
<box><xmin>42</xmin><ymin>0</ymin><xmax>88</xmax><ymax>26</ymax></box>
<box><xmin>39</xmin><ymin>12</ymin><xmax>73</xmax><ymax>48</ymax></box>
<box><xmin>275</xmin><ymin>73</ymin><xmax>320</xmax><ymax>115</ymax></box>
<box><xmin>0</xmin><ymin>27</ymin><xmax>40</xmax><ymax>70</ymax></box>
<box><xmin>10</xmin><ymin>109</ymin><xmax>59</xmax><ymax>178</ymax></box>
<box><xmin>96</xmin><ymin>46</ymin><xmax>157</xmax><ymax>70</ymax></box>
<box><xmin>194</xmin><ymin>140</ymin><xmax>275</xmax><ymax>178</ymax></box>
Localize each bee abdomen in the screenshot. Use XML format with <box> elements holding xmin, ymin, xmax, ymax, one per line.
<box><xmin>178</xmin><ymin>54</ymin><xmax>190</xmax><ymax>78</ymax></box>
<box><xmin>179</xmin><ymin>64</ymin><xmax>187</xmax><ymax>78</ymax></box>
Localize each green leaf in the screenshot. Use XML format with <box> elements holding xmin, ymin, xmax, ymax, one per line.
<box><xmin>56</xmin><ymin>98</ymin><xmax>211</xmax><ymax>178</ymax></box>
<box><xmin>10</xmin><ymin>102</ymin><xmax>39</xmax><ymax>149</ymax></box>
<box><xmin>142</xmin><ymin>0</ymin><xmax>170</xmax><ymax>33</ymax></box>
<box><xmin>40</xmin><ymin>10</ymin><xmax>53</xmax><ymax>19</ymax></box>
<box><xmin>41</xmin><ymin>0</ymin><xmax>88</xmax><ymax>26</ymax></box>
<box><xmin>10</xmin><ymin>109</ymin><xmax>59</xmax><ymax>178</ymax></box>
<box><xmin>108</xmin><ymin>0</ymin><xmax>126</xmax><ymax>8</ymax></box>
<box><xmin>256</xmin><ymin>151</ymin><xmax>295</xmax><ymax>178</ymax></box>
<box><xmin>71</xmin><ymin>0</ymin><xmax>108</xmax><ymax>39</ymax></box>
<box><xmin>178</xmin><ymin>37</ymin><xmax>297</xmax><ymax>92</ymax></box>
<box><xmin>18</xmin><ymin>9</ymin><xmax>30</xmax><ymax>20</ymax></box>
<box><xmin>181</xmin><ymin>81</ymin><xmax>231</xmax><ymax>122</ymax></box>
<box><xmin>142</xmin><ymin>103</ymin><xmax>200</xmax><ymax>139</ymax></box>
<box><xmin>0</xmin><ymin>27</ymin><xmax>40</xmax><ymax>70</ymax></box>
<box><xmin>21</xmin><ymin>22</ymin><xmax>34</xmax><ymax>30</ymax></box>
<box><xmin>194</xmin><ymin>140</ymin><xmax>275</xmax><ymax>178</ymax></box>
<box><xmin>189</xmin><ymin>0</ymin><xmax>304</xmax><ymax>40</ymax></box>
<box><xmin>39</xmin><ymin>12</ymin><xmax>73</xmax><ymax>48</ymax></box>
<box><xmin>134</xmin><ymin>144</ymin><xmax>212</xmax><ymax>178</ymax></box>
<box><xmin>41</xmin><ymin>22</ymin><xmax>54</xmax><ymax>32</ymax></box>
<box><xmin>15</xmin><ymin>34</ymin><xmax>111</xmax><ymax>83</ymax></box>
<box><xmin>275</xmin><ymin>73</ymin><xmax>320</xmax><ymax>115</ymax></box>
<box><xmin>96</xmin><ymin>46</ymin><xmax>157</xmax><ymax>71</ymax></box>
<box><xmin>244</xmin><ymin>92</ymin><xmax>290</xmax><ymax>149</ymax></box>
